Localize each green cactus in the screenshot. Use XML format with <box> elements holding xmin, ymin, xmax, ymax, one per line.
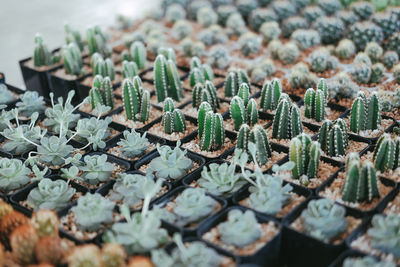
<box><xmin>192</xmin><ymin>81</ymin><xmax>219</xmax><ymax>110</ymax></box>
<box><xmin>122</xmin><ymin>77</ymin><xmax>150</xmax><ymax>122</ymax></box>
<box><xmin>373</xmin><ymin>133</ymin><xmax>400</xmax><ymax>172</ymax></box>
<box><xmin>33</xmin><ymin>33</ymin><xmax>52</xmax><ymax>67</ymax></box>
<box><xmin>92</xmin><ymin>54</ymin><xmax>115</xmax><ymax>81</ymax></box>
<box><xmin>198</xmin><ymin>110</ymin><xmax>225</xmax><ymax>151</ymax></box>
<box><xmin>272</xmin><ymin>96</ymin><xmax>303</xmax><ymax>140</ymax></box>
<box><xmin>230</xmin><ymin>85</ymin><xmax>259</xmax><ymax>131</ymax></box>
<box><xmin>289</xmin><ymin>133</ymin><xmax>321</xmax><ymax>180</ymax></box>
<box><xmin>122</xmin><ymin>60</ymin><xmax>138</xmax><ymax>79</ymax></box>
<box><xmin>224</xmin><ymin>69</ymin><xmax>250</xmax><ymax>98</ymax></box>
<box><xmin>130</xmin><ymin>41</ymin><xmax>147</xmax><ymax>70</ymax></box>
<box><xmin>89</xmin><ymin>75</ymin><xmax>113</xmax><ymax>110</ymax></box>
<box><xmin>260</xmin><ymin>79</ymin><xmax>282</xmax><ymax>112</ymax></box>
<box><xmin>350</xmin><ymin>92</ymin><xmax>381</xmax><ymax>133</ymax></box>
<box><xmin>317</xmin><ymin>78</ymin><xmax>329</xmax><ymax>101</ymax></box>
<box><xmin>161</xmin><ymin>99</ymin><xmax>186</xmax><ymax>134</ymax></box>
<box><xmin>319</xmin><ymin>118</ymin><xmax>349</xmax><ymax>157</ymax></box>
<box><xmin>62</xmin><ymin>42</ymin><xmax>83</xmax><ymax>76</ymax></box>
<box><xmin>341</xmin><ymin>154</ymin><xmax>380</xmax><ymax>203</ymax></box>
<box><xmin>304</xmin><ymin>88</ymin><xmax>325</xmax><ymax>122</ymax></box>
<box><xmin>86</xmin><ymin>25</ymin><xmax>110</xmax><ymax>57</ymax></box>
<box><xmin>189</xmin><ymin>57</ymin><xmax>214</xmax><ymax>87</ymax></box>
<box><xmin>154</xmin><ymin>54</ymin><xmax>183</xmax><ymax>102</ymax></box>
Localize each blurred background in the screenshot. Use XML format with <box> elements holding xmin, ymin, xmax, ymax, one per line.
<box><xmin>0</xmin><ymin>0</ymin><xmax>158</xmax><ymax>88</ymax></box>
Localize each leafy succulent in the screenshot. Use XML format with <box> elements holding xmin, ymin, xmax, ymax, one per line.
<box><xmin>77</xmin><ymin>154</ymin><xmax>114</xmax><ymax>185</ymax></box>
<box><xmin>0</xmin><ymin>107</ymin><xmax>12</xmax><ymax>131</ymax></box>
<box><xmin>36</xmin><ymin>135</ymin><xmax>74</xmax><ymax>167</ymax></box>
<box><xmin>343</xmin><ymin>256</ymin><xmax>396</xmax><ymax>267</ymax></box>
<box><xmin>147</xmin><ymin>142</ymin><xmax>193</xmax><ymax>180</ymax></box>
<box><xmin>27</xmin><ymin>178</ymin><xmax>75</xmax><ymax>211</ymax></box>
<box><xmin>162</xmin><ymin>188</ymin><xmax>218</xmax><ymax>227</ymax></box>
<box><xmin>74</xmin><ymin>115</ymin><xmax>112</xmax><ymax>151</ymax></box>
<box><xmin>301</xmin><ymin>198</ymin><xmax>348</xmax><ymax>242</ymax></box>
<box><xmin>198</xmin><ymin>162</ymin><xmax>245</xmax><ymax>196</ymax></box>
<box><xmin>218</xmin><ymin>209</ymin><xmax>262</xmax><ymax>247</ymax></box>
<box><xmin>117</xmin><ymin>129</ymin><xmax>150</xmax><ymax>158</ymax></box>
<box><xmin>71</xmin><ymin>193</ymin><xmax>115</xmax><ymax>232</ymax></box>
<box><xmin>16</xmin><ymin>91</ymin><xmax>45</xmax><ymax>117</ymax></box>
<box><xmin>0</xmin><ymin>84</ymin><xmax>15</xmax><ymax>105</ymax></box>
<box><xmin>368</xmin><ymin>214</ymin><xmax>400</xmax><ymax>258</ymax></box>
<box><xmin>0</xmin><ymin>158</ymin><xmax>31</xmax><ymax>191</ymax></box>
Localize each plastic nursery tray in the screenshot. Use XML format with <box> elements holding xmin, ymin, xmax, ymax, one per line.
<box><xmin>10</xmin><ymin>175</ymin><xmax>88</xmax><ymax>217</ymax></box>
<box><xmin>153</xmin><ymin>185</ymin><xmax>227</xmax><ymax>237</ymax></box>
<box><xmin>102</xmin><ymin>130</ymin><xmax>166</xmax><ymax>166</ymax></box>
<box><xmin>197</xmin><ymin>205</ymin><xmax>282</xmax><ymax>266</ymax></box>
<box><xmin>133</xmin><ymin>148</ymin><xmax>205</xmax><ymax>188</ymax></box>
<box><xmin>327</xmin><ymin>249</ymin><xmax>381</xmax><ymax>267</ymax></box>
<box><xmin>281</xmin><ymin>196</ymin><xmax>367</xmax><ymax>267</ymax></box>
<box><xmin>232</xmin><ymin>181</ymin><xmax>312</xmax><ymax>223</ymax></box>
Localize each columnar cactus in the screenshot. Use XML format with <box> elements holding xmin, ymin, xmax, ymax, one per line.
<box><xmin>342</xmin><ymin>153</ymin><xmax>380</xmax><ymax>203</ymax></box>
<box><xmin>154</xmin><ymin>54</ymin><xmax>183</xmax><ymax>102</ymax></box>
<box><xmin>189</xmin><ymin>57</ymin><xmax>214</xmax><ymax>87</ymax></box>
<box><xmin>272</xmin><ymin>96</ymin><xmax>303</xmax><ymax>140</ymax></box>
<box><xmin>62</xmin><ymin>42</ymin><xmax>83</xmax><ymax>76</ymax></box>
<box><xmin>198</xmin><ymin>102</ymin><xmax>225</xmax><ymax>151</ymax></box>
<box><xmin>122</xmin><ymin>60</ymin><xmax>138</xmax><ymax>79</ymax></box>
<box><xmin>260</xmin><ymin>78</ymin><xmax>281</xmax><ymax>112</ymax></box>
<box><xmin>130</xmin><ymin>41</ymin><xmax>147</xmax><ymax>69</ymax></box>
<box><xmin>33</xmin><ymin>33</ymin><xmax>52</xmax><ymax>67</ymax></box>
<box><xmin>192</xmin><ymin>81</ymin><xmax>219</xmax><ymax>110</ymax></box>
<box><xmin>224</xmin><ymin>69</ymin><xmax>250</xmax><ymax>97</ymax></box>
<box><xmin>0</xmin><ymin>211</ymin><xmax>29</xmax><ymax>247</ymax></box>
<box><xmin>122</xmin><ymin>77</ymin><xmax>150</xmax><ymax>122</ymax></box>
<box><xmin>86</xmin><ymin>25</ymin><xmax>110</xmax><ymax>57</ymax></box>
<box><xmin>90</xmin><ymin>75</ymin><xmax>114</xmax><ymax>110</ymax></box>
<box><xmin>373</xmin><ymin>133</ymin><xmax>400</xmax><ymax>172</ymax></box>
<box><xmin>349</xmin><ymin>92</ymin><xmax>381</xmax><ymax>133</ymax></box>
<box><xmin>161</xmin><ymin>98</ymin><xmax>186</xmax><ymax>134</ymax></box>
<box><xmin>230</xmin><ymin>87</ymin><xmax>259</xmax><ymax>131</ymax></box>
<box><xmin>289</xmin><ymin>133</ymin><xmax>321</xmax><ymax>180</ymax></box>
<box><xmin>91</xmin><ymin>54</ymin><xmax>115</xmax><ymax>81</ymax></box>
<box><xmin>304</xmin><ymin>88</ymin><xmax>326</xmax><ymax>122</ymax></box>
<box><xmin>318</xmin><ymin>119</ymin><xmax>349</xmax><ymax>157</ymax></box>
<box><xmin>10</xmin><ymin>224</ymin><xmax>39</xmax><ymax>265</ymax></box>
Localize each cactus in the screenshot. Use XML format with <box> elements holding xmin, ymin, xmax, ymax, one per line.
<box><xmin>122</xmin><ymin>60</ymin><xmax>138</xmax><ymax>79</ymax></box>
<box><xmin>89</xmin><ymin>75</ymin><xmax>113</xmax><ymax>110</ymax></box>
<box><xmin>62</xmin><ymin>42</ymin><xmax>83</xmax><ymax>76</ymax></box>
<box><xmin>291</xmin><ymin>29</ymin><xmax>321</xmax><ymax>50</ymax></box>
<box><xmin>260</xmin><ymin>78</ymin><xmax>281</xmax><ymax>112</ymax></box>
<box><xmin>382</xmin><ymin>51</ymin><xmax>399</xmax><ymax>69</ymax></box>
<box><xmin>0</xmin><ymin>200</ymin><xmax>13</xmax><ymax>222</ymax></box>
<box><xmin>161</xmin><ymin>98</ymin><xmax>186</xmax><ymax>134</ymax></box>
<box><xmin>65</xmin><ymin>24</ymin><xmax>84</xmax><ymax>51</ymax></box>
<box><xmin>0</xmin><ymin>211</ymin><xmax>29</xmax><ymax>247</ymax></box>
<box><xmin>92</xmin><ymin>56</ymin><xmax>115</xmax><ymax>81</ymax></box>
<box><xmin>189</xmin><ymin>57</ymin><xmax>214</xmax><ymax>87</ymax></box>
<box><xmin>238</xmin><ymin>32</ymin><xmax>262</xmax><ymax>56</ymax></box>
<box><xmin>314</xmin><ymin>16</ymin><xmax>345</xmax><ymax>45</ymax></box>
<box><xmin>192</xmin><ymin>81</ymin><xmax>219</xmax><ymax>110</ymax></box>
<box><xmin>277</xmin><ymin>42</ymin><xmax>299</xmax><ymax>65</ymax></box>
<box><xmin>33</xmin><ymin>33</ymin><xmax>52</xmax><ymax>67</ymax></box>
<box><xmin>282</xmin><ymin>16</ymin><xmax>308</xmax><ymax>38</ymax></box>
<box><xmin>122</xmin><ymin>77</ymin><xmax>150</xmax><ymax>122</ymax></box>
<box><xmin>349</xmin><ymin>92</ymin><xmax>381</xmax><ymax>133</ymax></box>
<box><xmin>35</xmin><ymin>236</ymin><xmax>71</xmax><ymax>266</ymax></box>
<box><xmin>319</xmin><ymin>119</ymin><xmax>348</xmax><ymax>157</ymax></box>
<box><xmin>208</xmin><ymin>45</ymin><xmax>231</xmax><ymax>69</ymax></box>
<box><xmin>197</xmin><ymin>107</ymin><xmax>225</xmax><ymax>151</ymax></box>
<box><xmin>365</xmin><ymin>42</ymin><xmax>383</xmax><ymax>63</ymax></box>
<box><xmin>335</xmin><ymin>39</ymin><xmax>356</xmax><ymax>60</ymax></box>
<box><xmin>230</xmin><ymin>91</ymin><xmax>259</xmax><ymax>131</ymax></box>
<box><xmin>248</xmin><ymin>8</ymin><xmax>277</xmax><ymax>31</ymax></box>
<box><xmin>373</xmin><ymin>133</ymin><xmax>400</xmax><ymax>172</ymax></box>
<box><xmin>102</xmin><ymin>243</ymin><xmax>127</xmax><ymax>267</ymax></box>
<box><xmin>349</xmin><ymin>22</ymin><xmax>384</xmax><ymax>50</ymax></box>
<box><xmin>10</xmin><ymin>224</ymin><xmax>39</xmax><ymax>265</ymax></box>
<box><xmin>289</xmin><ymin>133</ymin><xmax>321</xmax><ymax>180</ymax></box>
<box><xmin>154</xmin><ymin>54</ymin><xmax>183</xmax><ymax>102</ymax></box>
<box><xmin>86</xmin><ymin>25</ymin><xmax>110</xmax><ymax>57</ymax></box>
<box><xmin>304</xmin><ymin>88</ymin><xmax>326</xmax><ymax>122</ymax></box>
<box><xmin>224</xmin><ymin>69</ymin><xmax>250</xmax><ymax>98</ymax></box>
<box><xmin>342</xmin><ymin>154</ymin><xmax>380</xmax><ymax>203</ymax></box>
<box><xmin>165</xmin><ymin>4</ymin><xmax>186</xmax><ymax>24</ymax></box>
<box><xmin>260</xmin><ymin>21</ymin><xmax>281</xmax><ymax>43</ymax></box>
<box><xmin>130</xmin><ymin>41</ymin><xmax>147</xmax><ymax>70</ymax></box>
<box><xmin>31</xmin><ymin>210</ymin><xmax>59</xmax><ymax>238</ymax></box>
<box><xmin>350</xmin><ymin>1</ymin><xmax>374</xmax><ymax>20</ymax></box>
<box><xmin>272</xmin><ymin>96</ymin><xmax>303</xmax><ymax>140</ymax></box>
<box><xmin>67</xmin><ymin>244</ymin><xmax>102</xmax><ymax>267</ymax></box>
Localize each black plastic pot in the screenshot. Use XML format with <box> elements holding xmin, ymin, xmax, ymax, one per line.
<box><xmin>47</xmin><ymin>67</ymin><xmax>85</xmax><ymax>104</ymax></box>
<box><xmin>9</xmin><ymin>175</ymin><xmax>88</xmax><ymax>217</ymax></box>
<box><xmin>197</xmin><ymin>206</ymin><xmax>282</xmax><ymax>265</ymax></box>
<box><xmin>232</xmin><ymin>181</ymin><xmax>312</xmax><ymax>223</ymax></box>
<box><xmin>281</xmin><ymin>196</ymin><xmax>367</xmax><ymax>267</ymax></box>
<box><xmin>134</xmin><ymin>148</ymin><xmax>205</xmax><ymax>188</ymax></box>
<box><xmin>327</xmin><ymin>249</ymin><xmax>378</xmax><ymax>267</ymax></box>
<box><xmin>153</xmin><ymin>186</ymin><xmax>227</xmax><ymax>237</ymax></box>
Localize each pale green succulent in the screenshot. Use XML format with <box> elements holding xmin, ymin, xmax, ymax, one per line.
<box><xmin>117</xmin><ymin>129</ymin><xmax>150</xmax><ymax>158</ymax></box>
<box><xmin>27</xmin><ymin>178</ymin><xmax>75</xmax><ymax>211</ymax></box>
<box><xmin>343</xmin><ymin>256</ymin><xmax>395</xmax><ymax>267</ymax></box>
<box><xmin>148</xmin><ymin>142</ymin><xmax>193</xmax><ymax>180</ymax></box>
<box><xmin>0</xmin><ymin>158</ymin><xmax>31</xmax><ymax>191</ymax></box>
<box><xmin>37</xmin><ymin>135</ymin><xmax>74</xmax><ymax>167</ymax></box>
<box><xmin>198</xmin><ymin>163</ymin><xmax>245</xmax><ymax>196</ymax></box>
<box><xmin>218</xmin><ymin>209</ymin><xmax>262</xmax><ymax>247</ymax></box>
<box><xmin>74</xmin><ymin>116</ymin><xmax>112</xmax><ymax>151</ymax></box>
<box><xmin>74</xmin><ymin>154</ymin><xmax>115</xmax><ymax>185</ymax></box>
<box><xmin>368</xmin><ymin>214</ymin><xmax>400</xmax><ymax>258</ymax></box>
<box><xmin>0</xmin><ymin>84</ymin><xmax>15</xmax><ymax>105</ymax></box>
<box><xmin>0</xmin><ymin>108</ymin><xmax>12</xmax><ymax>132</ymax></box>
<box><xmin>162</xmin><ymin>188</ymin><xmax>218</xmax><ymax>227</ymax></box>
<box><xmin>71</xmin><ymin>193</ymin><xmax>115</xmax><ymax>232</ymax></box>
<box><xmin>16</xmin><ymin>91</ymin><xmax>45</xmax><ymax>117</ymax></box>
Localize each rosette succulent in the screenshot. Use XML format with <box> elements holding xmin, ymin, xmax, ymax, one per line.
<box><xmin>218</xmin><ymin>209</ymin><xmax>262</xmax><ymax>247</ymax></box>
<box><xmin>117</xmin><ymin>129</ymin><xmax>150</xmax><ymax>158</ymax></box>
<box><xmin>367</xmin><ymin>214</ymin><xmax>400</xmax><ymax>258</ymax></box>
<box><xmin>74</xmin><ymin>116</ymin><xmax>112</xmax><ymax>151</ymax></box>
<box><xmin>0</xmin><ymin>84</ymin><xmax>15</xmax><ymax>105</ymax></box>
<box><xmin>16</xmin><ymin>91</ymin><xmax>45</xmax><ymax>117</ymax></box>
<box><xmin>343</xmin><ymin>256</ymin><xmax>396</xmax><ymax>267</ymax></box>
<box><xmin>147</xmin><ymin>142</ymin><xmax>193</xmax><ymax>180</ymax></box>
<box><xmin>301</xmin><ymin>198</ymin><xmax>348</xmax><ymax>241</ymax></box>
<box><xmin>162</xmin><ymin>188</ymin><xmax>218</xmax><ymax>227</ymax></box>
<box><xmin>78</xmin><ymin>154</ymin><xmax>115</xmax><ymax>185</ymax></box>
<box><xmin>27</xmin><ymin>178</ymin><xmax>75</xmax><ymax>211</ymax></box>
<box><xmin>71</xmin><ymin>193</ymin><xmax>115</xmax><ymax>232</ymax></box>
<box><xmin>0</xmin><ymin>158</ymin><xmax>31</xmax><ymax>191</ymax></box>
<box><xmin>37</xmin><ymin>135</ymin><xmax>74</xmax><ymax>167</ymax></box>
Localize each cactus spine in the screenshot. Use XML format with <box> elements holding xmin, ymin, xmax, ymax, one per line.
<box><xmin>317</xmin><ymin>78</ymin><xmax>329</xmax><ymax>101</ymax></box>
<box><xmin>230</xmin><ymin>84</ymin><xmax>259</xmax><ymax>131</ymax></box>
<box><xmin>10</xmin><ymin>224</ymin><xmax>39</xmax><ymax>265</ymax></box>
<box><xmin>272</xmin><ymin>96</ymin><xmax>303</xmax><ymax>139</ymax></box>
<box><xmin>350</xmin><ymin>92</ymin><xmax>381</xmax><ymax>133</ymax></box>
<box><xmin>0</xmin><ymin>211</ymin><xmax>29</xmax><ymax>247</ymax></box>
<box><xmin>189</xmin><ymin>57</ymin><xmax>214</xmax><ymax>87</ymax></box>
<box><xmin>319</xmin><ymin>119</ymin><xmax>349</xmax><ymax>157</ymax></box>
<box><xmin>92</xmin><ymin>56</ymin><xmax>115</xmax><ymax>81</ymax></box>
<box><xmin>130</xmin><ymin>41</ymin><xmax>147</xmax><ymax>70</ymax></box>
<box><xmin>289</xmin><ymin>133</ymin><xmax>321</xmax><ymax>179</ymax></box>
<box><xmin>162</xmin><ymin>98</ymin><xmax>186</xmax><ymax>134</ymax></box>
<box><xmin>192</xmin><ymin>81</ymin><xmax>219</xmax><ymax>110</ymax></box>
<box><xmin>122</xmin><ymin>77</ymin><xmax>150</xmax><ymax>122</ymax></box>
<box><xmin>304</xmin><ymin>88</ymin><xmax>325</xmax><ymax>122</ymax></box>
<box><xmin>224</xmin><ymin>69</ymin><xmax>250</xmax><ymax>97</ymax></box>
<box><xmin>197</xmin><ymin>102</ymin><xmax>224</xmax><ymax>151</ymax></box>
<box><xmin>154</xmin><ymin>54</ymin><xmax>183</xmax><ymax>102</ymax></box>
<box><xmin>260</xmin><ymin>79</ymin><xmax>282</xmax><ymax>112</ymax></box>
<box><xmin>62</xmin><ymin>42</ymin><xmax>83</xmax><ymax>75</ymax></box>
<box><xmin>122</xmin><ymin>60</ymin><xmax>138</xmax><ymax>79</ymax></box>
<box><xmin>90</xmin><ymin>75</ymin><xmax>114</xmax><ymax>110</ymax></box>
<box><xmin>342</xmin><ymin>154</ymin><xmax>380</xmax><ymax>203</ymax></box>
<box><xmin>373</xmin><ymin>134</ymin><xmax>400</xmax><ymax>172</ymax></box>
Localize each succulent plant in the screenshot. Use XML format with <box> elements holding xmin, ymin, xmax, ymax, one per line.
<box><xmin>208</xmin><ymin>45</ymin><xmax>231</xmax><ymax>69</ymax></box>
<box><xmin>33</xmin><ymin>33</ymin><xmax>52</xmax><ymax>67</ymax></box>
<box><xmin>302</xmin><ymin>5</ymin><xmax>325</xmax><ymax>23</ymax></box>
<box><xmin>260</xmin><ymin>79</ymin><xmax>281</xmax><ymax>112</ymax></box>
<box><xmin>162</xmin><ymin>188</ymin><xmax>218</xmax><ymax>227</ymax></box>
<box><xmin>90</xmin><ymin>75</ymin><xmax>114</xmax><ymax>110</ymax></box>
<box><xmin>289</xmin><ymin>133</ymin><xmax>321</xmax><ymax>180</ymax></box>
<box><xmin>216</xmin><ymin>5</ymin><xmax>238</xmax><ymax>26</ymax></box>
<box><xmin>76</xmin><ymin>154</ymin><xmax>114</xmax><ymax>185</ymax></box>
<box><xmin>304</xmin><ymin>88</ymin><xmax>326</xmax><ymax>122</ymax></box>
<box><xmin>367</xmin><ymin>214</ymin><xmax>400</xmax><ymax>258</ymax></box>
<box><xmin>343</xmin><ymin>256</ymin><xmax>396</xmax><ymax>267</ymax></box>
<box><xmin>122</xmin><ymin>60</ymin><xmax>138</xmax><ymax>80</ymax></box>
<box><xmin>192</xmin><ymin>81</ymin><xmax>219</xmax><ymax>110</ymax></box>
<box><xmin>282</xmin><ymin>16</ymin><xmax>308</xmax><ymax>38</ymax></box>
<box><xmin>349</xmin><ymin>21</ymin><xmax>384</xmax><ymax>51</ymax></box>
<box><xmin>161</xmin><ymin>102</ymin><xmax>186</xmax><ymax>134</ymax></box>
<box><xmin>27</xmin><ymin>178</ymin><xmax>75</xmax><ymax>211</ymax></box>
<box><xmin>129</xmin><ymin>41</ymin><xmax>147</xmax><ymax>70</ymax></box>
<box><xmin>259</xmin><ymin>21</ymin><xmax>281</xmax><ymax>43</ymax></box>
<box><xmin>271</xmin><ymin>0</ymin><xmax>296</xmax><ymax>20</ymax></box>
<box><xmin>365</xmin><ymin>42</ymin><xmax>383</xmax><ymax>63</ymax></box>
<box><xmin>337</xmin><ymin>10</ymin><xmax>358</xmax><ymax>26</ymax></box>
<box><xmin>67</xmin><ymin>244</ymin><xmax>103</xmax><ymax>267</ymax></box>
<box><xmin>0</xmin><ymin>84</ymin><xmax>15</xmax><ymax>105</ymax></box>
<box><xmin>349</xmin><ymin>92</ymin><xmax>381</xmax><ymax>133</ymax></box>
<box><xmin>122</xmin><ymin>77</ymin><xmax>150</xmax><ymax>122</ymax></box>
<box><xmin>248</xmin><ymin>8</ymin><xmax>276</xmax><ymax>32</ymax></box>
<box><xmin>386</xmin><ymin>33</ymin><xmax>400</xmax><ymax>57</ymax></box>
<box><xmin>16</xmin><ymin>91</ymin><xmax>45</xmax><ymax>117</ymax></box>
<box><xmin>301</xmin><ymin>198</ymin><xmax>348</xmax><ymax>241</ymax></box>
<box><xmin>86</xmin><ymin>25</ymin><xmax>110</xmax><ymax>57</ymax></box>
<box><xmin>74</xmin><ymin>115</ymin><xmax>112</xmax><ymax>151</ymax></box>
<box><xmin>92</xmin><ymin>55</ymin><xmax>115</xmax><ymax>81</ymax></box>
<box><xmin>154</xmin><ymin>54</ymin><xmax>183</xmax><ymax>103</ymax></box>
<box><xmin>65</xmin><ymin>23</ymin><xmax>84</xmax><ymax>51</ymax></box>
<box><xmin>10</xmin><ymin>224</ymin><xmax>39</xmax><ymax>265</ymax></box>
<box><xmin>37</xmin><ymin>135</ymin><xmax>74</xmax><ymax>167</ymax></box>
<box><xmin>335</xmin><ymin>39</ymin><xmax>356</xmax><ymax>59</ymax></box>
<box><xmin>166</xmin><ymin>4</ymin><xmax>186</xmax><ymax>24</ymax></box>
<box><xmin>382</xmin><ymin>51</ymin><xmax>399</xmax><ymax>69</ymax></box>
<box><xmin>71</xmin><ymin>193</ymin><xmax>115</xmax><ymax>231</ymax></box>
<box><xmin>0</xmin><ymin>158</ymin><xmax>30</xmax><ymax>191</ymax></box>
<box><xmin>318</xmin><ymin>0</ymin><xmax>342</xmax><ymax>14</ymax></box>
<box><xmin>373</xmin><ymin>11</ymin><xmax>400</xmax><ymax>37</ymax></box>
<box><xmin>238</xmin><ymin>32</ymin><xmax>262</xmax><ymax>56</ymax></box>
<box><xmin>230</xmin><ymin>93</ymin><xmax>258</xmax><ymax>131</ymax></box>
<box><xmin>236</xmin><ymin>0</ymin><xmax>258</xmax><ymax>18</ymax></box>
<box><xmin>342</xmin><ymin>153</ymin><xmax>380</xmax><ymax>203</ymax></box>
<box><xmin>189</xmin><ymin>57</ymin><xmax>214</xmax><ymax>85</ymax></box>
<box><xmin>197</xmin><ymin>104</ymin><xmax>225</xmax><ymax>151</ymax></box>
<box><xmin>291</xmin><ymin>29</ymin><xmax>321</xmax><ymax>50</ymax></box>
<box><xmin>289</xmin><ymin>62</ymin><xmax>317</xmax><ymax>89</ymax></box>
<box><xmin>350</xmin><ymin>1</ymin><xmax>375</xmax><ymax>20</ymax></box>
<box><xmin>226</xmin><ymin>13</ymin><xmax>247</xmax><ymax>37</ymax></box>
<box><xmin>181</xmin><ymin>38</ymin><xmax>206</xmax><ymax>58</ymax></box>
<box><xmin>224</xmin><ymin>68</ymin><xmax>250</xmax><ymax>98</ymax></box>
<box><xmin>272</xmin><ymin>95</ymin><xmax>303</xmax><ymax>140</ymax></box>
<box><xmin>148</xmin><ymin>142</ymin><xmax>193</xmax><ymax>180</ymax></box>
<box><xmin>218</xmin><ymin>209</ymin><xmax>262</xmax><ymax>247</ymax></box>
<box><xmin>313</xmin><ymin>16</ymin><xmax>345</xmax><ymax>45</ymax></box>
<box><xmin>237</xmin><ymin>124</ymin><xmax>272</xmax><ymax>165</ymax></box>
<box><xmin>117</xmin><ymin>129</ymin><xmax>150</xmax><ymax>158</ymax></box>
<box><xmin>31</xmin><ymin>209</ymin><xmax>59</xmax><ymax>237</ymax></box>
<box><xmin>0</xmin><ymin>211</ymin><xmax>29</xmax><ymax>246</ymax></box>
<box><xmin>318</xmin><ymin>118</ymin><xmax>349</xmax><ymax>157</ymax></box>
<box><xmin>373</xmin><ymin>133</ymin><xmax>400</xmax><ymax>172</ymax></box>
<box><xmin>328</xmin><ymin>72</ymin><xmax>358</xmax><ymax>100</ymax></box>
<box><xmin>62</xmin><ymin>42</ymin><xmax>83</xmax><ymax>76</ymax></box>
<box><xmin>101</xmin><ymin>243</ymin><xmax>127</xmax><ymax>267</ymax></box>
<box><xmin>173</xmin><ymin>20</ymin><xmax>192</xmax><ymax>40</ymax></box>
<box><xmin>197</xmin><ymin>7</ymin><xmax>218</xmax><ymax>27</ymax></box>
<box><xmin>277</xmin><ymin>42</ymin><xmax>299</xmax><ymax>65</ymax></box>
<box><xmin>395</xmin><ymin>64</ymin><xmax>400</xmax><ymax>84</ymax></box>
<box><xmin>309</xmin><ymin>48</ymin><xmax>338</xmax><ymax>73</ymax></box>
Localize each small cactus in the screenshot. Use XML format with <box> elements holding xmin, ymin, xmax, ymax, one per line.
<box><xmin>0</xmin><ymin>211</ymin><xmax>29</xmax><ymax>247</ymax></box>
<box><xmin>349</xmin><ymin>92</ymin><xmax>381</xmax><ymax>133</ymax></box>
<box><xmin>90</xmin><ymin>75</ymin><xmax>114</xmax><ymax>110</ymax></box>
<box><xmin>154</xmin><ymin>54</ymin><xmax>183</xmax><ymax>102</ymax></box>
<box><xmin>224</xmin><ymin>69</ymin><xmax>250</xmax><ymax>98</ymax></box>
<box><xmin>30</xmin><ymin>210</ymin><xmax>59</xmax><ymax>238</ymax></box>
<box><xmin>33</xmin><ymin>33</ymin><xmax>52</xmax><ymax>67</ymax></box>
<box><xmin>342</xmin><ymin>154</ymin><xmax>380</xmax><ymax>203</ymax></box>
<box><xmin>130</xmin><ymin>41</ymin><xmax>147</xmax><ymax>70</ymax></box>
<box><xmin>373</xmin><ymin>133</ymin><xmax>400</xmax><ymax>172</ymax></box>
<box><xmin>189</xmin><ymin>57</ymin><xmax>214</xmax><ymax>87</ymax></box>
<box><xmin>102</xmin><ymin>243</ymin><xmax>127</xmax><ymax>267</ymax></box>
<box><xmin>0</xmin><ymin>200</ymin><xmax>13</xmax><ymax>222</ymax></box>
<box><xmin>304</xmin><ymin>88</ymin><xmax>326</xmax><ymax>122</ymax></box>
<box><xmin>289</xmin><ymin>133</ymin><xmax>321</xmax><ymax>180</ymax></box>
<box><xmin>192</xmin><ymin>81</ymin><xmax>219</xmax><ymax>110</ymax></box>
<box><xmin>318</xmin><ymin>119</ymin><xmax>349</xmax><ymax>157</ymax></box>
<box><xmin>10</xmin><ymin>224</ymin><xmax>39</xmax><ymax>265</ymax></box>
<box><xmin>198</xmin><ymin>109</ymin><xmax>225</xmax><ymax>151</ymax></box>
<box><xmin>122</xmin><ymin>60</ymin><xmax>138</xmax><ymax>80</ymax></box>
<box><xmin>122</xmin><ymin>77</ymin><xmax>150</xmax><ymax>122</ymax></box>
<box><xmin>230</xmin><ymin>87</ymin><xmax>259</xmax><ymax>131</ymax></box>
<box><xmin>35</xmin><ymin>236</ymin><xmax>71</xmax><ymax>266</ymax></box>
<box><xmin>260</xmin><ymin>78</ymin><xmax>281</xmax><ymax>112</ymax></box>
<box><xmin>86</xmin><ymin>25</ymin><xmax>110</xmax><ymax>57</ymax></box>
<box><xmin>92</xmin><ymin>54</ymin><xmax>115</xmax><ymax>81</ymax></box>
<box><xmin>272</xmin><ymin>95</ymin><xmax>303</xmax><ymax>140</ymax></box>
<box><xmin>62</xmin><ymin>42</ymin><xmax>83</xmax><ymax>76</ymax></box>
<box><xmin>162</xmin><ymin>98</ymin><xmax>186</xmax><ymax>134</ymax></box>
<box><xmin>67</xmin><ymin>244</ymin><xmax>102</xmax><ymax>267</ymax></box>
